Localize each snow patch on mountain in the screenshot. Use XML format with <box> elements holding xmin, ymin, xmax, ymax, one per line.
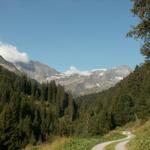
<box><xmin>64</xmin><ymin>66</ymin><xmax>92</xmax><ymax>76</ymax></box>
<box><xmin>96</xmin><ymin>83</ymin><xmax>100</xmax><ymax>87</ymax></box>
<box><xmin>47</xmin><ymin>65</ymin><xmax>132</xmax><ymax>96</ymax></box>
<box><xmin>115</xmin><ymin>76</ymin><xmax>124</xmax><ymax>80</ymax></box>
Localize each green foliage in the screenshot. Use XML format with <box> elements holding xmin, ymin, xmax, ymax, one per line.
<box><xmin>0</xmin><ymin>66</ymin><xmax>76</xmax><ymax>149</ymax></box>
<box><xmin>75</xmin><ymin>62</ymin><xmax>150</xmax><ymax>135</ymax></box>
<box><xmin>128</xmin><ymin>0</ymin><xmax>150</xmax><ymax>59</ymax></box>
<box><xmin>1</xmin><ymin>60</ymin><xmax>150</xmax><ymax>149</ymax></box>
<box><xmin>0</xmin><ymin>105</ymin><xmax>21</xmax><ymax>150</ymax></box>
<box><xmin>63</xmin><ymin>131</ymin><xmax>125</xmax><ymax>150</ymax></box>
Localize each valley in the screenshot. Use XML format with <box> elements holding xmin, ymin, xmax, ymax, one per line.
<box><xmin>0</xmin><ymin>0</ymin><xmax>150</xmax><ymax>150</ymax></box>
<box><xmin>0</xmin><ymin>53</ymin><xmax>150</xmax><ymax>150</ymax></box>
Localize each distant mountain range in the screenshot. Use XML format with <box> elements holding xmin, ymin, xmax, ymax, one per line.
<box><xmin>47</xmin><ymin>65</ymin><xmax>132</xmax><ymax>96</ymax></box>
<box><xmin>0</xmin><ymin>55</ymin><xmax>132</xmax><ymax>96</ymax></box>
<box><xmin>15</xmin><ymin>61</ymin><xmax>59</xmax><ymax>82</ymax></box>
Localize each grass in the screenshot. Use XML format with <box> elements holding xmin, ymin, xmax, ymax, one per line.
<box><xmin>103</xmin><ymin>132</ymin><xmax>128</xmax><ymax>150</ymax></box>
<box><xmin>24</xmin><ymin>130</ymin><xmax>125</xmax><ymax>150</ymax></box>
<box><xmin>104</xmin><ymin>141</ymin><xmax>120</xmax><ymax>150</ymax></box>
<box><xmin>24</xmin><ymin>137</ymin><xmax>71</xmax><ymax>150</ymax></box>
<box><xmin>62</xmin><ymin>131</ymin><xmax>126</xmax><ymax>150</ymax></box>
<box><xmin>127</xmin><ymin>119</ymin><xmax>150</xmax><ymax>150</ymax></box>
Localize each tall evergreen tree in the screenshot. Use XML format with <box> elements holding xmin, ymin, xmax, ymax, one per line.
<box><xmin>0</xmin><ymin>105</ymin><xmax>20</xmax><ymax>150</ymax></box>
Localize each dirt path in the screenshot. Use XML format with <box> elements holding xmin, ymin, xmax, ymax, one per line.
<box><xmin>115</xmin><ymin>139</ymin><xmax>130</xmax><ymax>150</ymax></box>
<box><xmin>115</xmin><ymin>132</ymin><xmax>135</xmax><ymax>150</ymax></box>
<box><xmin>91</xmin><ymin>131</ymin><xmax>134</xmax><ymax>150</ymax></box>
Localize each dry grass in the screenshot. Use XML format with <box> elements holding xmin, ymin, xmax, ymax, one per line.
<box><xmin>24</xmin><ymin>137</ymin><xmax>71</xmax><ymax>150</ymax></box>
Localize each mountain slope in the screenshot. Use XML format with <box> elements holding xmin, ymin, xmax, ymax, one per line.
<box><xmin>75</xmin><ymin>62</ymin><xmax>150</xmax><ymax>135</ymax></box>
<box><xmin>0</xmin><ymin>55</ymin><xmax>132</xmax><ymax>96</ymax></box>
<box><xmin>0</xmin><ymin>58</ymin><xmax>150</xmax><ymax>149</ymax></box>
<box><xmin>0</xmin><ymin>65</ymin><xmax>75</xmax><ymax>150</ymax></box>
<box><xmin>0</xmin><ymin>55</ymin><xmax>19</xmax><ymax>73</ymax></box>
<box><xmin>127</xmin><ymin>120</ymin><xmax>150</xmax><ymax>150</ymax></box>
<box><xmin>47</xmin><ymin>65</ymin><xmax>132</xmax><ymax>96</ymax></box>
<box><xmin>15</xmin><ymin>60</ymin><xmax>59</xmax><ymax>82</ymax></box>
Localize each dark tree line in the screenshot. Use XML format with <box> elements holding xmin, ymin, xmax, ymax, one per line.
<box><xmin>0</xmin><ymin>66</ymin><xmax>76</xmax><ymax>150</ymax></box>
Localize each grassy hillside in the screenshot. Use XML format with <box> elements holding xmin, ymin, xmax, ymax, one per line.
<box><xmin>27</xmin><ymin>120</ymin><xmax>150</xmax><ymax>150</ymax></box>
<box><xmin>127</xmin><ymin>120</ymin><xmax>150</xmax><ymax>150</ymax></box>
<box><xmin>25</xmin><ymin>130</ymin><xmax>125</xmax><ymax>150</ymax></box>
<box><xmin>24</xmin><ymin>137</ymin><xmax>70</xmax><ymax>150</ymax></box>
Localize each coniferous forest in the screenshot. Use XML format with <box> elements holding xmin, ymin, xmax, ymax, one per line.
<box><xmin>1</xmin><ymin>60</ymin><xmax>150</xmax><ymax>150</ymax></box>
<box><xmin>0</xmin><ymin>66</ymin><xmax>76</xmax><ymax>150</ymax></box>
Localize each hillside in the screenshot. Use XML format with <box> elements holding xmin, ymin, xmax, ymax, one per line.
<box><xmin>75</xmin><ymin>62</ymin><xmax>150</xmax><ymax>135</ymax></box>
<box><xmin>0</xmin><ymin>66</ymin><xmax>76</xmax><ymax>150</ymax></box>
<box><xmin>0</xmin><ymin>60</ymin><xmax>150</xmax><ymax>150</ymax></box>
<box><xmin>127</xmin><ymin>120</ymin><xmax>150</xmax><ymax>150</ymax></box>
<box><xmin>15</xmin><ymin>60</ymin><xmax>59</xmax><ymax>82</ymax></box>
<box><xmin>0</xmin><ymin>55</ymin><xmax>19</xmax><ymax>73</ymax></box>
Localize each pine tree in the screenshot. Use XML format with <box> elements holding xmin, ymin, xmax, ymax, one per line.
<box><xmin>0</xmin><ymin>105</ymin><xmax>19</xmax><ymax>150</ymax></box>
<box><xmin>32</xmin><ymin>110</ymin><xmax>41</xmax><ymax>141</ymax></box>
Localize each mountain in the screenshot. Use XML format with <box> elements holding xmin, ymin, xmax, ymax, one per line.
<box><xmin>0</xmin><ymin>56</ymin><xmax>132</xmax><ymax>96</ymax></box>
<box><xmin>0</xmin><ymin>56</ymin><xmax>150</xmax><ymax>150</ymax></box>
<box><xmin>14</xmin><ymin>60</ymin><xmax>59</xmax><ymax>82</ymax></box>
<box><xmin>47</xmin><ymin>65</ymin><xmax>132</xmax><ymax>96</ymax></box>
<box><xmin>0</xmin><ymin>55</ymin><xmax>19</xmax><ymax>73</ymax></box>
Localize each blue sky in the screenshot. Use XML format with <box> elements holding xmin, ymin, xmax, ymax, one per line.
<box><xmin>0</xmin><ymin>0</ymin><xmax>144</xmax><ymax>72</ymax></box>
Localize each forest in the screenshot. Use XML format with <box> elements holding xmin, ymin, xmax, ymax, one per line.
<box><xmin>76</xmin><ymin>62</ymin><xmax>150</xmax><ymax>135</ymax></box>
<box><xmin>0</xmin><ymin>66</ymin><xmax>76</xmax><ymax>150</ymax></box>
<box><xmin>1</xmin><ymin>60</ymin><xmax>150</xmax><ymax>150</ymax></box>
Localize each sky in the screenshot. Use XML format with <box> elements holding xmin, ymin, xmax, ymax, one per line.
<box><xmin>0</xmin><ymin>0</ymin><xmax>144</xmax><ymax>72</ymax></box>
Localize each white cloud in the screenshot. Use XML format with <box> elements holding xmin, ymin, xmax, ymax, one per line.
<box><xmin>0</xmin><ymin>42</ymin><xmax>30</xmax><ymax>63</ymax></box>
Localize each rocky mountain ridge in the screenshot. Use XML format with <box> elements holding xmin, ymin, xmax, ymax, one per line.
<box><xmin>47</xmin><ymin>65</ymin><xmax>132</xmax><ymax>95</ymax></box>
<box><xmin>0</xmin><ymin>55</ymin><xmax>132</xmax><ymax>96</ymax></box>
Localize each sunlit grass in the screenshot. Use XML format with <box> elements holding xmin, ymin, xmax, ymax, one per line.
<box><xmin>127</xmin><ymin>120</ymin><xmax>150</xmax><ymax>150</ymax></box>
<box><xmin>104</xmin><ymin>141</ymin><xmax>120</xmax><ymax>150</ymax></box>
<box><xmin>24</xmin><ymin>137</ymin><xmax>70</xmax><ymax>150</ymax></box>
<box><xmin>24</xmin><ymin>130</ymin><xmax>125</xmax><ymax>150</ymax></box>
<box><xmin>62</xmin><ymin>131</ymin><xmax>125</xmax><ymax>150</ymax></box>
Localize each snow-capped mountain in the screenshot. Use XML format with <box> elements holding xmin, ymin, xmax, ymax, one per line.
<box><xmin>47</xmin><ymin>65</ymin><xmax>132</xmax><ymax>96</ymax></box>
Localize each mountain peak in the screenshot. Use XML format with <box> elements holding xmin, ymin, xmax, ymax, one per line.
<box><xmin>47</xmin><ymin>65</ymin><xmax>132</xmax><ymax>96</ymax></box>
<box><xmin>64</xmin><ymin>66</ymin><xmax>92</xmax><ymax>76</ymax></box>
